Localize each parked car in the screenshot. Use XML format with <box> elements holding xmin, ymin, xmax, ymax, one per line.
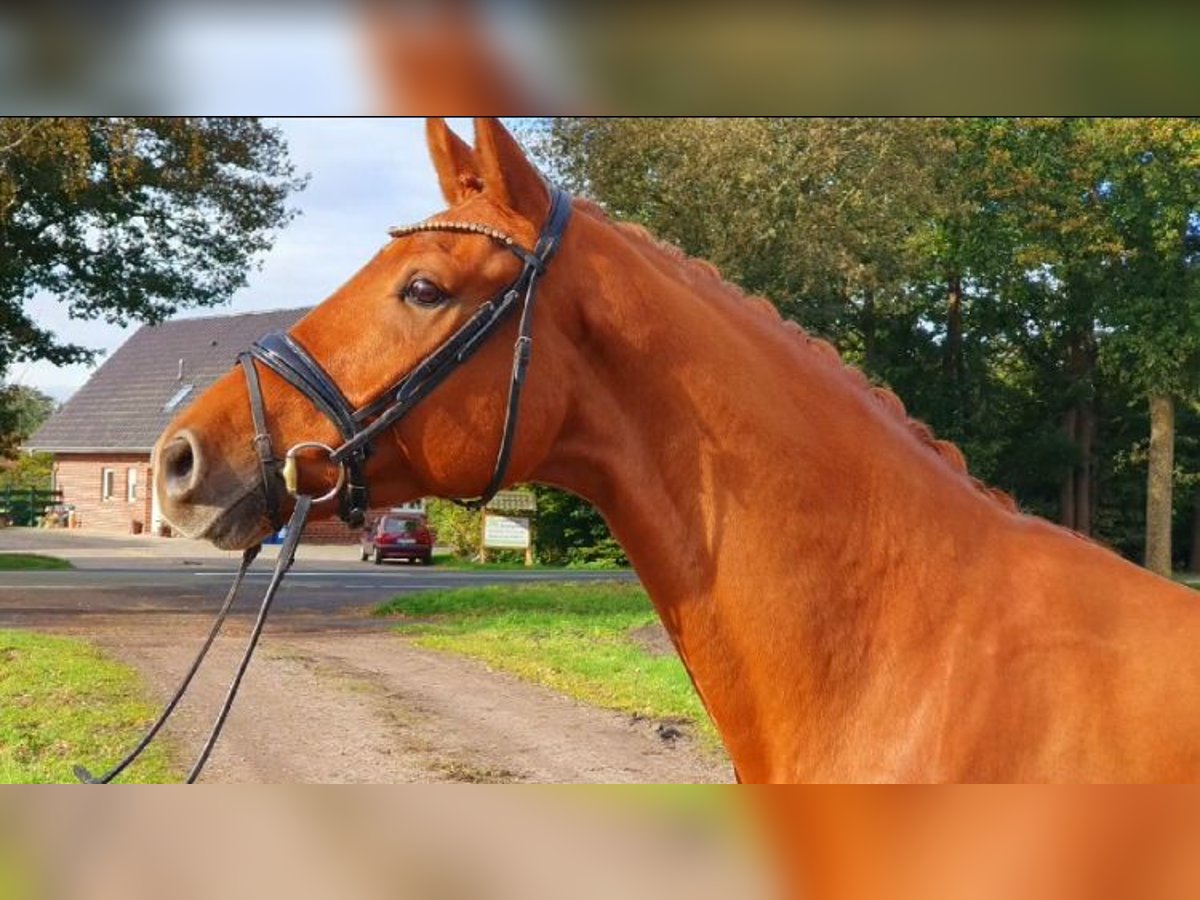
<box><xmin>360</xmin><ymin>512</ymin><xmax>434</xmax><ymax>565</ymax></box>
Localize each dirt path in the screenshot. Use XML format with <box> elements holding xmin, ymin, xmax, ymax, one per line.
<box><xmin>59</xmin><ymin>615</ymin><xmax>731</xmax><ymax>784</ymax></box>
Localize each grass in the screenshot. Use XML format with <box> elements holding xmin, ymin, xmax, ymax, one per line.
<box><xmin>430</xmin><ymin>552</ymin><xmax>542</xmax><ymax>571</ymax></box>
<box><xmin>0</xmin><ymin>630</ymin><xmax>173</xmax><ymax>783</ymax></box>
<box><xmin>429</xmin><ymin>552</ymin><xmax>627</xmax><ymax>572</ymax></box>
<box><xmin>0</xmin><ymin>553</ymin><xmax>71</xmax><ymax>571</ymax></box>
<box><xmin>374</xmin><ymin>582</ymin><xmax>720</xmax><ymax>749</ymax></box>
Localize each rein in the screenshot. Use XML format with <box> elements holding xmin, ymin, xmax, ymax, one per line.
<box><xmin>74</xmin><ymin>188</ymin><xmax>572</xmax><ymax>783</ymax></box>
<box><xmin>74</xmin><ymin>496</ymin><xmax>313</xmax><ymax>784</ymax></box>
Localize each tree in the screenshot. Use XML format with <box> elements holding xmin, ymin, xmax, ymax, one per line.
<box><xmin>1086</xmin><ymin>119</ymin><xmax>1200</xmax><ymax>575</ymax></box>
<box><xmin>0</xmin><ymin>383</ymin><xmax>56</xmax><ymax>491</ymax></box>
<box><xmin>532</xmin><ymin>486</ymin><xmax>628</xmax><ymax>567</ymax></box>
<box><xmin>530</xmin><ymin>117</ymin><xmax>1200</xmax><ymax>572</ymax></box>
<box><xmin>534</xmin><ymin>118</ymin><xmax>944</xmax><ymax>344</ymax></box>
<box><xmin>0</xmin><ymin>451</ymin><xmax>52</xmax><ymax>491</ymax></box>
<box><xmin>425</xmin><ymin>498</ymin><xmax>482</xmax><ymax>558</ymax></box>
<box><xmin>0</xmin><ymin>117</ymin><xmax>306</xmax><ymax>371</ymax></box>
<box><xmin>964</xmin><ymin>118</ymin><xmax>1117</xmax><ymax>535</ymax></box>
<box><xmin>0</xmin><ymin>383</ymin><xmax>55</xmax><ymax>455</ymax></box>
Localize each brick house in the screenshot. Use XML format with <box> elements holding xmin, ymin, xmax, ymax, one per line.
<box><xmin>26</xmin><ymin>307</ymin><xmax>385</xmax><ymax>543</ymax></box>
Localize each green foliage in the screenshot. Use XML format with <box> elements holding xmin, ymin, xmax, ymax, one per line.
<box><xmin>0</xmin><ymin>630</ymin><xmax>172</xmax><ymax>783</ymax></box>
<box><xmin>425</xmin><ymin>498</ymin><xmax>482</xmax><ymax>558</ymax></box>
<box><xmin>0</xmin><ymin>451</ymin><xmax>52</xmax><ymax>490</ymax></box>
<box><xmin>0</xmin><ymin>384</ymin><xmax>55</xmax><ymax>456</ymax></box>
<box><xmin>0</xmin><ymin>554</ymin><xmax>70</xmax><ymax>571</ymax></box>
<box><xmin>532</xmin><ymin>486</ymin><xmax>628</xmax><ymax>567</ymax></box>
<box><xmin>428</xmin><ymin>488</ymin><xmax>628</xmax><ymax>567</ymax></box>
<box><xmin>532</xmin><ymin>117</ymin><xmax>1200</xmax><ymax>565</ymax></box>
<box><xmin>0</xmin><ymin>117</ymin><xmax>306</xmax><ymax>371</ymax></box>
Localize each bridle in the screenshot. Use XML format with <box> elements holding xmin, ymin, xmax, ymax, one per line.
<box><xmin>240</xmin><ymin>185</ymin><xmax>573</xmax><ymax>530</ymax></box>
<box><xmin>74</xmin><ymin>186</ymin><xmax>573</xmax><ymax>783</ymax></box>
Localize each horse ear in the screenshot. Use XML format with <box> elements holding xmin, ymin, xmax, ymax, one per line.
<box><xmin>473</xmin><ymin>117</ymin><xmax>549</xmax><ymax>223</ymax></box>
<box><xmin>426</xmin><ymin>118</ymin><xmax>482</xmax><ymax>204</ymax></box>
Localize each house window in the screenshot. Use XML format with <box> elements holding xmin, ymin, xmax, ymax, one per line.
<box><xmin>101</xmin><ymin>468</ymin><xmax>115</xmax><ymax>501</ymax></box>
<box><xmin>127</xmin><ymin>467</ymin><xmax>138</xmax><ymax>503</ymax></box>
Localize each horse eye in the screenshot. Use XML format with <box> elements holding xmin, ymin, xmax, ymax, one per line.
<box><xmin>403</xmin><ymin>278</ymin><xmax>445</xmax><ymax>307</ymax></box>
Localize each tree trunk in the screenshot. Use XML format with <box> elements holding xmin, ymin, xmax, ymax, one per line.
<box><xmin>1059</xmin><ymin>397</ymin><xmax>1096</xmax><ymax>536</ymax></box>
<box><xmin>1060</xmin><ymin>408</ymin><xmax>1077</xmax><ymax>531</ymax></box>
<box><xmin>1060</xmin><ymin>330</ymin><xmax>1097</xmax><ymax>536</ymax></box>
<box><xmin>1144</xmin><ymin>393</ymin><xmax>1175</xmax><ymax>576</ymax></box>
<box><xmin>1073</xmin><ymin>400</ymin><xmax>1094</xmax><ymax>536</ymax></box>
<box><xmin>1190</xmin><ymin>484</ymin><xmax>1200</xmax><ymax>574</ymax></box>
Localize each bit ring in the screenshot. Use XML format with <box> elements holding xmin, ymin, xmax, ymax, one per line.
<box><xmin>282</xmin><ymin>442</ymin><xmax>346</xmax><ymax>504</ymax></box>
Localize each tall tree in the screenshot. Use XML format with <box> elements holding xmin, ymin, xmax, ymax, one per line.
<box><xmin>1088</xmin><ymin>119</ymin><xmax>1200</xmax><ymax>574</ymax></box>
<box><xmin>0</xmin><ymin>117</ymin><xmax>306</xmax><ymax>371</ymax></box>
<box><xmin>531</xmin><ymin>117</ymin><xmax>1200</xmax><ymax>570</ymax></box>
<box><xmin>976</xmin><ymin>118</ymin><xmax>1115</xmax><ymax>535</ymax></box>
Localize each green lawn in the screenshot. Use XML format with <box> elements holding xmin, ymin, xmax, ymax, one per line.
<box><xmin>0</xmin><ymin>630</ymin><xmax>173</xmax><ymax>783</ymax></box>
<box><xmin>374</xmin><ymin>582</ymin><xmax>720</xmax><ymax>749</ymax></box>
<box><xmin>429</xmin><ymin>552</ymin><xmax>543</xmax><ymax>571</ymax></box>
<box><xmin>0</xmin><ymin>553</ymin><xmax>71</xmax><ymax>571</ymax></box>
<box><xmin>429</xmin><ymin>552</ymin><xmax>627</xmax><ymax>572</ymax></box>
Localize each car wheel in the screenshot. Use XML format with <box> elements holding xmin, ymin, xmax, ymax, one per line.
<box><xmin>421</xmin><ymin>553</ymin><xmax>433</xmax><ymax>566</ymax></box>
<box><xmin>373</xmin><ymin>548</ymin><xmax>383</xmax><ymax>565</ymax></box>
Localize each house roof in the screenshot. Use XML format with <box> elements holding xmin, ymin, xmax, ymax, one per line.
<box><xmin>27</xmin><ymin>307</ymin><xmax>311</xmax><ymax>454</ymax></box>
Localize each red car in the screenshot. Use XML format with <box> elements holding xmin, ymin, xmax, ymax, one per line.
<box><xmin>360</xmin><ymin>512</ymin><xmax>434</xmax><ymax>565</ymax></box>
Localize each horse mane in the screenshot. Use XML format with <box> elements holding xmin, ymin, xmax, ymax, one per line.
<box><xmin>576</xmin><ymin>199</ymin><xmax>1019</xmax><ymax>514</ymax></box>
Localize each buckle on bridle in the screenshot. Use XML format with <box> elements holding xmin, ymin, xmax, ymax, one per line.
<box><xmin>282</xmin><ymin>442</ymin><xmax>347</xmax><ymax>504</ymax></box>
<box><xmin>252</xmin><ymin>433</ymin><xmax>274</xmax><ymax>461</ymax></box>
<box><xmin>514</xmin><ymin>335</ymin><xmax>532</xmax><ymax>367</ymax></box>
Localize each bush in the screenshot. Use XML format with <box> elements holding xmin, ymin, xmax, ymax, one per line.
<box><xmin>532</xmin><ymin>486</ymin><xmax>628</xmax><ymax>567</ymax></box>
<box><xmin>427</xmin><ymin>487</ymin><xmax>628</xmax><ymax>567</ymax></box>
<box><xmin>0</xmin><ymin>452</ymin><xmax>52</xmax><ymax>491</ymax></box>
<box><xmin>425</xmin><ymin>498</ymin><xmax>482</xmax><ymax>559</ymax></box>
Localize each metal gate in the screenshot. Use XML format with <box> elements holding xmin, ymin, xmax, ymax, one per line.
<box><xmin>0</xmin><ymin>488</ymin><xmax>64</xmax><ymax>526</ymax></box>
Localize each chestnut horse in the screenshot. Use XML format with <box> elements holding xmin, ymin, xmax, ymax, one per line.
<box><xmin>155</xmin><ymin>117</ymin><xmax>1200</xmax><ymax>784</ymax></box>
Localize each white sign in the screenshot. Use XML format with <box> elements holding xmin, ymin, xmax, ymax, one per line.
<box><xmin>483</xmin><ymin>514</ymin><xmax>531</xmax><ymax>549</ymax></box>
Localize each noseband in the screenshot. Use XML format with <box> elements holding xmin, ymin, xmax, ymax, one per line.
<box><xmin>239</xmin><ymin>186</ymin><xmax>573</xmax><ymax>530</ymax></box>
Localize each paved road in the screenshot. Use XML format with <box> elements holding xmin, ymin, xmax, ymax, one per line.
<box><xmin>0</xmin><ymin>528</ymin><xmax>635</xmax><ymax>628</ymax></box>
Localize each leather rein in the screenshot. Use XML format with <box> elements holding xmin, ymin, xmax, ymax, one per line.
<box><xmin>75</xmin><ymin>187</ymin><xmax>573</xmax><ymax>783</ymax></box>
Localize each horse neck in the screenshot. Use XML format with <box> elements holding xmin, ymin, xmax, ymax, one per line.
<box><xmin>534</xmin><ymin>221</ymin><xmax>1012</xmax><ymax>781</ymax></box>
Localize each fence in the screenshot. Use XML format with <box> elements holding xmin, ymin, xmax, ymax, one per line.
<box><xmin>0</xmin><ymin>487</ymin><xmax>64</xmax><ymax>527</ymax></box>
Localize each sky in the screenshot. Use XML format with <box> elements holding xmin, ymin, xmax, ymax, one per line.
<box><xmin>15</xmin><ymin>117</ymin><xmax>472</xmax><ymax>401</ymax></box>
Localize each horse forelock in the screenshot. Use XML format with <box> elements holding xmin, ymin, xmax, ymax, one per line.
<box><xmin>574</xmin><ymin>198</ymin><xmax>1019</xmax><ymax>515</ymax></box>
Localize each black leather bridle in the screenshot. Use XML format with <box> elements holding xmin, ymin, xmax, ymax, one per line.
<box><xmin>74</xmin><ymin>186</ymin><xmax>574</xmax><ymax>784</ymax></box>
<box><xmin>239</xmin><ymin>186</ymin><xmax>573</xmax><ymax>530</ymax></box>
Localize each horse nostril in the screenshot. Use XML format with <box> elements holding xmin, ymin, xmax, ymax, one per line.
<box><xmin>162</xmin><ymin>435</ymin><xmax>198</xmax><ymax>499</ymax></box>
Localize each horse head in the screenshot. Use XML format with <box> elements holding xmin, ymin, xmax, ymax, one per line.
<box><xmin>154</xmin><ymin>118</ymin><xmax>581</xmax><ymax>549</ymax></box>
